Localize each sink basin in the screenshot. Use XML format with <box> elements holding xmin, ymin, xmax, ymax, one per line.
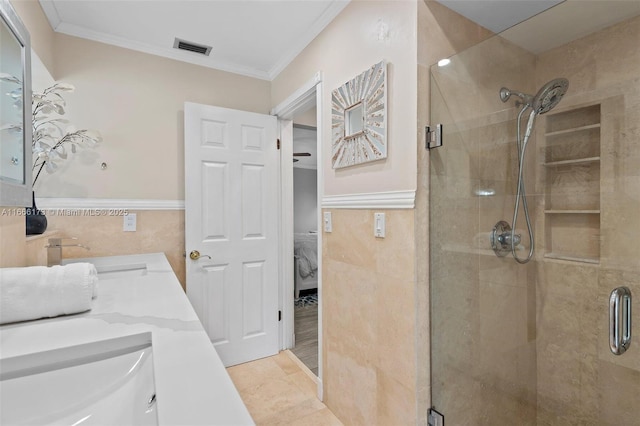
<box><xmin>96</xmin><ymin>263</ymin><xmax>148</xmax><ymax>280</ymax></box>
<box><xmin>0</xmin><ymin>333</ymin><xmax>157</xmax><ymax>425</ymax></box>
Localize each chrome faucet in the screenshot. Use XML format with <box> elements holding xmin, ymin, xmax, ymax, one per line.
<box><xmin>46</xmin><ymin>238</ymin><xmax>90</xmax><ymax>266</ymax></box>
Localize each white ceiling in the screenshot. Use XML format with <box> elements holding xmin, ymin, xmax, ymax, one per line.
<box><xmin>39</xmin><ymin>1</ymin><xmax>640</xmax><ymax>82</ymax></box>
<box><xmin>436</xmin><ymin>0</ymin><xmax>563</xmax><ymax>34</ymax></box>
<box><xmin>501</xmin><ymin>0</ymin><xmax>640</xmax><ymax>54</ymax></box>
<box><xmin>436</xmin><ymin>0</ymin><xmax>640</xmax><ymax>54</ymax></box>
<box><xmin>39</xmin><ymin>0</ymin><xmax>350</xmax><ymax>81</ymax></box>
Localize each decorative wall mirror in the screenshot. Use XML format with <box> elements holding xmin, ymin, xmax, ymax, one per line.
<box><xmin>331</xmin><ymin>60</ymin><xmax>387</xmax><ymax>169</ymax></box>
<box><xmin>0</xmin><ymin>0</ymin><xmax>32</xmax><ymax>207</ymax></box>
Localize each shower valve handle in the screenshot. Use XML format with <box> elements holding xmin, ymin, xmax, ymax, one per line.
<box><xmin>498</xmin><ymin>231</ymin><xmax>521</xmax><ymax>247</ymax></box>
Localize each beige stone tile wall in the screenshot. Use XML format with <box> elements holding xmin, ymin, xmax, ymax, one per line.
<box><xmin>34</xmin><ymin>210</ymin><xmax>186</xmax><ymax>288</ymax></box>
<box><xmin>322</xmin><ymin>209</ymin><xmax>416</xmax><ymax>425</ymax></box>
<box><xmin>423</xmin><ymin>8</ymin><xmax>639</xmax><ymax>425</ymax></box>
<box><xmin>425</xmin><ymin>18</ymin><xmax>540</xmax><ymax>423</ymax></box>
<box><xmin>25</xmin><ymin>230</ymin><xmax>60</xmax><ymax>266</ymax></box>
<box><xmin>0</xmin><ymin>209</ymin><xmax>27</xmax><ymax>267</ymax></box>
<box><xmin>533</xmin><ymin>14</ymin><xmax>640</xmax><ymax>425</ymax></box>
<box><xmin>416</xmin><ymin>2</ymin><xmax>495</xmax><ymax>422</ymax></box>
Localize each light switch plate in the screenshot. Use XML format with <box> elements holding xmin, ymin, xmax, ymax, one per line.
<box><xmin>323</xmin><ymin>212</ymin><xmax>332</xmax><ymax>233</ymax></box>
<box><xmin>123</xmin><ymin>213</ymin><xmax>137</xmax><ymax>232</ymax></box>
<box><xmin>374</xmin><ymin>212</ymin><xmax>385</xmax><ymax>238</ymax></box>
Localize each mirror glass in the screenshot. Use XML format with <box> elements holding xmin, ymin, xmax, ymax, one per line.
<box><xmin>344</xmin><ymin>103</ymin><xmax>364</xmax><ymax>137</ymax></box>
<box><xmin>0</xmin><ymin>16</ymin><xmax>24</xmax><ymax>184</ymax></box>
<box><xmin>0</xmin><ymin>0</ymin><xmax>31</xmax><ymax>207</ymax></box>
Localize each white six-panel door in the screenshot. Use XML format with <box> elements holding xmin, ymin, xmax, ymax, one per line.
<box><xmin>184</xmin><ymin>102</ymin><xmax>279</xmax><ymax>367</ymax></box>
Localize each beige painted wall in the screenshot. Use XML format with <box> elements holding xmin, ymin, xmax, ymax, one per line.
<box><xmin>36</xmin><ymin>33</ymin><xmax>271</xmax><ymax>200</ymax></box>
<box><xmin>3</xmin><ymin>2</ymin><xmax>271</xmax><ymax>283</ymax></box>
<box><xmin>272</xmin><ymin>0</ymin><xmax>418</xmax><ymax>196</ymax></box>
<box><xmin>37</xmin><ymin>35</ymin><xmax>271</xmax><ymax>281</ymax></box>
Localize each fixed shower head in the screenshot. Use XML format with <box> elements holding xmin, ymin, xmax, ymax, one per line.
<box><xmin>499</xmin><ymin>87</ymin><xmax>533</xmax><ymax>105</ymax></box>
<box><xmin>532</xmin><ymin>78</ymin><xmax>569</xmax><ymax>114</ymax></box>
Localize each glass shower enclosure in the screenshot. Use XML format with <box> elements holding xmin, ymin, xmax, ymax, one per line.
<box><xmin>429</xmin><ymin>3</ymin><xmax>639</xmax><ymax>425</ymax></box>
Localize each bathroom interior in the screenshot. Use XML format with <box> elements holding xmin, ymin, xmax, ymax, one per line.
<box><xmin>1</xmin><ymin>0</ymin><xmax>639</xmax><ymax>425</ymax></box>
<box><xmin>292</xmin><ymin>119</ymin><xmax>320</xmax><ymax>376</ymax></box>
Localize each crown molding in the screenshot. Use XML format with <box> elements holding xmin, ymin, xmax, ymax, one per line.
<box><xmin>322</xmin><ymin>190</ymin><xmax>415</xmax><ymax>209</ymax></box>
<box><xmin>39</xmin><ymin>0</ymin><xmax>61</xmax><ymax>30</ymax></box>
<box><xmin>267</xmin><ymin>1</ymin><xmax>349</xmax><ymax>80</ymax></box>
<box><xmin>35</xmin><ymin>198</ymin><xmax>185</xmax><ymax>210</ymax></box>
<box><xmin>55</xmin><ymin>21</ymin><xmax>271</xmax><ymax>80</ymax></box>
<box><xmin>39</xmin><ymin>0</ymin><xmax>350</xmax><ymax>82</ymax></box>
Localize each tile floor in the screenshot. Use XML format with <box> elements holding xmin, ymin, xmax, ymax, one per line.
<box><xmin>227</xmin><ymin>351</ymin><xmax>342</xmax><ymax>425</ymax></box>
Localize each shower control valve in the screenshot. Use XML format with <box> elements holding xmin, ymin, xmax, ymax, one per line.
<box><xmin>490</xmin><ymin>220</ymin><xmax>520</xmax><ymax>257</ymax></box>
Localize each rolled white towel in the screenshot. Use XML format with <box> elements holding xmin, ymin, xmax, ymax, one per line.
<box><xmin>0</xmin><ymin>263</ymin><xmax>98</xmax><ymax>325</ymax></box>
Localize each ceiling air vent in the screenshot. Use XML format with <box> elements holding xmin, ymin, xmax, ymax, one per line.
<box><xmin>173</xmin><ymin>38</ymin><xmax>212</xmax><ymax>56</ymax></box>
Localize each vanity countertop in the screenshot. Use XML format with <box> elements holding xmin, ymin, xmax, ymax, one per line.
<box><xmin>0</xmin><ymin>253</ymin><xmax>254</xmax><ymax>425</ymax></box>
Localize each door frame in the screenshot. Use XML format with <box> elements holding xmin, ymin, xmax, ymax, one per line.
<box><xmin>270</xmin><ymin>71</ymin><xmax>324</xmax><ymax>400</ymax></box>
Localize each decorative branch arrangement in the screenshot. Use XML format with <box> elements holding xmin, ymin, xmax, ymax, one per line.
<box><xmin>31</xmin><ymin>83</ymin><xmax>102</xmax><ymax>185</ymax></box>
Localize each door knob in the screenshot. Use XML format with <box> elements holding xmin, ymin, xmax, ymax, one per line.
<box><xmin>189</xmin><ymin>250</ymin><xmax>212</xmax><ymax>260</ymax></box>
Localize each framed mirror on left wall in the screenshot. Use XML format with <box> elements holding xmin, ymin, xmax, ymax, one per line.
<box><xmin>0</xmin><ymin>0</ymin><xmax>32</xmax><ymax>207</ymax></box>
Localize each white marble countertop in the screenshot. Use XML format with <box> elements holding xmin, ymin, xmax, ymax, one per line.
<box><xmin>0</xmin><ymin>253</ymin><xmax>254</xmax><ymax>425</ymax></box>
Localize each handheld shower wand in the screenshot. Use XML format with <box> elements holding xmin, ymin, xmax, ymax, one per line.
<box><xmin>491</xmin><ymin>78</ymin><xmax>569</xmax><ymax>264</ymax></box>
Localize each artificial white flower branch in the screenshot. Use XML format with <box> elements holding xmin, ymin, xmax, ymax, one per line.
<box><xmin>31</xmin><ymin>83</ymin><xmax>102</xmax><ymax>185</ymax></box>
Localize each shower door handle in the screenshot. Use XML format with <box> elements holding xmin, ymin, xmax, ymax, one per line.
<box><xmin>609</xmin><ymin>286</ymin><xmax>632</xmax><ymax>355</ymax></box>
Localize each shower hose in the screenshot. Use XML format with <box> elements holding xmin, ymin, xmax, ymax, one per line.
<box><xmin>511</xmin><ymin>105</ymin><xmax>537</xmax><ymax>264</ymax></box>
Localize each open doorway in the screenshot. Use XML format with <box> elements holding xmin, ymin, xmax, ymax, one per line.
<box><xmin>291</xmin><ymin>121</ymin><xmax>318</xmax><ymax>375</ymax></box>
<box><xmin>271</xmin><ymin>73</ymin><xmax>324</xmax><ymax>397</ymax></box>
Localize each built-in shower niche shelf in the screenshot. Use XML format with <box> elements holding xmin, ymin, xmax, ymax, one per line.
<box><xmin>544</xmin><ymin>123</ymin><xmax>600</xmax><ymax>137</ymax></box>
<box><xmin>543</xmin><ymin>156</ymin><xmax>600</xmax><ymax>167</ymax></box>
<box><xmin>544</xmin><ymin>210</ymin><xmax>600</xmax><ymax>214</ymax></box>
<box><xmin>543</xmin><ymin>102</ymin><xmax>602</xmax><ymax>264</ymax></box>
<box><xmin>543</xmin><ymin>253</ymin><xmax>600</xmax><ymax>264</ymax></box>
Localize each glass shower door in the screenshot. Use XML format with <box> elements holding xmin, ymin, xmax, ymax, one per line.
<box><xmin>429</xmin><ymin>5</ymin><xmax>640</xmax><ymax>425</ymax></box>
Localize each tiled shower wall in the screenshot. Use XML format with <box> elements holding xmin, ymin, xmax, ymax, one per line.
<box><xmin>416</xmin><ymin>2</ymin><xmax>494</xmax><ymax>421</ymax></box>
<box><xmin>534</xmin><ymin>14</ymin><xmax>640</xmax><ymax>425</ymax></box>
<box><xmin>428</xmin><ymin>32</ymin><xmax>539</xmax><ymax>425</ymax></box>
<box><xmin>427</xmin><ymin>10</ymin><xmax>640</xmax><ymax>426</ymax></box>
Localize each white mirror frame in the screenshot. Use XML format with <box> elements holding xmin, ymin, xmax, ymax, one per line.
<box><xmin>331</xmin><ymin>60</ymin><xmax>387</xmax><ymax>169</ymax></box>
<box><xmin>0</xmin><ymin>0</ymin><xmax>32</xmax><ymax>207</ymax></box>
